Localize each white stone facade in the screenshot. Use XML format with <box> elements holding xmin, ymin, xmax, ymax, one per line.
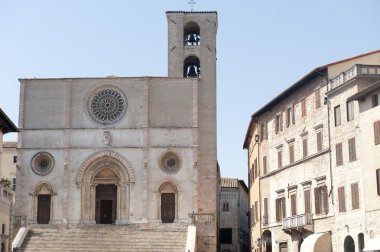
<box><xmin>14</xmin><ymin>11</ymin><xmax>218</xmax><ymax>252</ymax></box>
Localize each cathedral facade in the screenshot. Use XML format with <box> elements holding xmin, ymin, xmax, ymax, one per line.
<box><xmin>14</xmin><ymin>11</ymin><xmax>218</xmax><ymax>251</ymax></box>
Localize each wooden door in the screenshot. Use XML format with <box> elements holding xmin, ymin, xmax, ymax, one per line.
<box><xmin>37</xmin><ymin>195</ymin><xmax>51</xmax><ymax>224</ymax></box>
<box><xmin>100</xmin><ymin>200</ymin><xmax>113</xmax><ymax>224</ymax></box>
<box><xmin>161</xmin><ymin>193</ymin><xmax>175</xmax><ymax>223</ymax></box>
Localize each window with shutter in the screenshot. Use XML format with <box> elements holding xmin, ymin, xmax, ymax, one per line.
<box><xmin>334</xmin><ymin>105</ymin><xmax>341</xmax><ymax>126</ymax></box>
<box><xmin>275</xmin><ymin>115</ymin><xmax>280</xmax><ymax>134</ymax></box>
<box><xmin>351</xmin><ymin>183</ymin><xmax>359</xmax><ymax>209</ymax></box>
<box><xmin>263</xmin><ymin>156</ymin><xmax>267</xmax><ymax>175</ymax></box>
<box><xmin>348</xmin><ymin>138</ymin><xmax>357</xmax><ymax>162</ymax></box>
<box><xmin>336</xmin><ymin>143</ymin><xmax>343</xmax><ymax>166</ymax></box>
<box><xmin>289</xmin><ymin>145</ymin><xmax>294</xmax><ymax>164</ymax></box>
<box><xmin>281</xmin><ymin>197</ymin><xmax>286</xmax><ymax>218</ymax></box>
<box><xmin>251</xmin><ymin>205</ymin><xmax>255</xmax><ymax>226</ymax></box>
<box><xmin>254</xmin><ymin>158</ymin><xmax>258</xmax><ymax>179</ymax></box>
<box><xmin>303</xmin><ymin>138</ymin><xmax>308</xmax><ymax>158</ymax></box>
<box><xmin>275</xmin><ymin>198</ymin><xmax>280</xmax><ymax>222</ymax></box>
<box><xmin>265</xmin><ymin>122</ymin><xmax>268</xmax><ymax>139</ymax></box>
<box><xmin>338</xmin><ymin>186</ymin><xmax>346</xmax><ymax>212</ymax></box>
<box><xmin>315</xmin><ymin>89</ymin><xmax>321</xmax><ymax>109</ymax></box>
<box><xmin>304</xmin><ymin>190</ymin><xmax>311</xmax><ymax>214</ymax></box>
<box><xmin>317</xmin><ymin>131</ymin><xmax>323</xmax><ymax>152</ymax></box>
<box><xmin>314</xmin><ymin>188</ymin><xmax>320</xmax><ymax>215</ymax></box>
<box><xmin>347</xmin><ymin>101</ymin><xmax>354</xmax><ymax>121</ymax></box>
<box><xmin>255</xmin><ymin>201</ymin><xmax>258</xmax><ymax>221</ymax></box>
<box><xmin>377</xmin><ymin>169</ymin><xmax>380</xmax><ymax>196</ymax></box>
<box><xmin>372</xmin><ymin>94</ymin><xmax>379</xmax><ymax>108</ymax></box>
<box><xmin>280</xmin><ymin>112</ymin><xmax>283</xmax><ymax>131</ymax></box>
<box><xmin>278</xmin><ymin>150</ymin><xmax>282</xmax><ymax>169</ymax></box>
<box><xmin>374</xmin><ymin>121</ymin><xmax>380</xmax><ymax>145</ymax></box>
<box><xmin>286</xmin><ymin>107</ymin><xmax>291</xmax><ymax>128</ymax></box>
<box><xmin>291</xmin><ymin>194</ymin><xmax>297</xmax><ymax>216</ymax></box>
<box><xmin>292</xmin><ymin>104</ymin><xmax>296</xmax><ymax>125</ymax></box>
<box><xmin>322</xmin><ymin>185</ymin><xmax>329</xmax><ymax>214</ymax></box>
<box><xmin>301</xmin><ymin>98</ymin><xmax>306</xmax><ymax>117</ymax></box>
<box><xmin>263</xmin><ymin>198</ymin><xmax>268</xmax><ymax>225</ymax></box>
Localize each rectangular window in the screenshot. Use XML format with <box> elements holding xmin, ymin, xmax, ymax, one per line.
<box><xmin>315</xmin><ymin>89</ymin><xmax>321</xmax><ymax>109</ymax></box>
<box><xmin>255</xmin><ymin>201</ymin><xmax>258</xmax><ymax>221</ymax></box>
<box><xmin>351</xmin><ymin>183</ymin><xmax>359</xmax><ymax>210</ymax></box>
<box><xmin>280</xmin><ymin>112</ymin><xmax>283</xmax><ymax>132</ymax></box>
<box><xmin>278</xmin><ymin>150</ymin><xmax>282</xmax><ymax>169</ymax></box>
<box><xmin>291</xmin><ymin>193</ymin><xmax>297</xmax><ymax>216</ymax></box>
<box><xmin>286</xmin><ymin>107</ymin><xmax>291</xmax><ymax>128</ymax></box>
<box><xmin>1</xmin><ymin>224</ymin><xmax>4</xmax><ymax>235</ymax></box>
<box><xmin>334</xmin><ymin>105</ymin><xmax>341</xmax><ymax>126</ymax></box>
<box><xmin>314</xmin><ymin>185</ymin><xmax>328</xmax><ymax>215</ymax></box>
<box><xmin>374</xmin><ymin>121</ymin><xmax>380</xmax><ymax>145</ymax></box>
<box><xmin>263</xmin><ymin>197</ymin><xmax>268</xmax><ymax>225</ymax></box>
<box><xmin>254</xmin><ymin>158</ymin><xmax>258</xmax><ymax>179</ymax></box>
<box><xmin>289</xmin><ymin>144</ymin><xmax>294</xmax><ymax>164</ymax></box>
<box><xmin>336</xmin><ymin>142</ymin><xmax>343</xmax><ymax>166</ymax></box>
<box><xmin>265</xmin><ymin>122</ymin><xmax>268</xmax><ymax>139</ymax></box>
<box><xmin>12</xmin><ymin>178</ymin><xmax>16</xmax><ymax>191</ymax></box>
<box><xmin>13</xmin><ymin>156</ymin><xmax>17</xmax><ymax>163</ymax></box>
<box><xmin>220</xmin><ymin>228</ymin><xmax>232</xmax><ymax>244</ymax></box>
<box><xmin>301</xmin><ymin>98</ymin><xmax>306</xmax><ymax>117</ymax></box>
<box><xmin>251</xmin><ymin>205</ymin><xmax>255</xmax><ymax>226</ymax></box>
<box><xmin>275</xmin><ymin>197</ymin><xmax>286</xmax><ymax>222</ymax></box>
<box><xmin>260</xmin><ymin>123</ymin><xmax>265</xmax><ymax>142</ymax></box>
<box><xmin>292</xmin><ymin>104</ymin><xmax>295</xmax><ymax>125</ymax></box>
<box><xmin>303</xmin><ymin>138</ymin><xmax>308</xmax><ymax>158</ymax></box>
<box><xmin>338</xmin><ymin>186</ymin><xmax>346</xmax><ymax>212</ymax></box>
<box><xmin>372</xmin><ymin>94</ymin><xmax>379</xmax><ymax>108</ymax></box>
<box><xmin>275</xmin><ymin>115</ymin><xmax>280</xmax><ymax>134</ymax></box>
<box><xmin>347</xmin><ymin>101</ymin><xmax>354</xmax><ymax>122</ymax></box>
<box><xmin>377</xmin><ymin>169</ymin><xmax>380</xmax><ymax>196</ymax></box>
<box><xmin>304</xmin><ymin>190</ymin><xmax>311</xmax><ymax>214</ymax></box>
<box><xmin>262</xmin><ymin>156</ymin><xmax>267</xmax><ymax>175</ymax></box>
<box><xmin>348</xmin><ymin>137</ymin><xmax>357</xmax><ymax>162</ymax></box>
<box><xmin>317</xmin><ymin>131</ymin><xmax>323</xmax><ymax>152</ymax></box>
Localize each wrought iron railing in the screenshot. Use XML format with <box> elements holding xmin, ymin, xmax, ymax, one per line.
<box><xmin>282</xmin><ymin>213</ymin><xmax>313</xmax><ymax>229</ymax></box>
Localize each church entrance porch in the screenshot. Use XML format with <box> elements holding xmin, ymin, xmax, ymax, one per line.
<box><xmin>96</xmin><ymin>184</ymin><xmax>117</xmax><ymax>224</ymax></box>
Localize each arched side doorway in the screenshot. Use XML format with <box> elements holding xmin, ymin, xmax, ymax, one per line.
<box><xmin>344</xmin><ymin>235</ymin><xmax>355</xmax><ymax>252</ymax></box>
<box><xmin>32</xmin><ymin>182</ymin><xmax>55</xmax><ymax>224</ymax></box>
<box><xmin>158</xmin><ymin>181</ymin><xmax>178</xmax><ymax>223</ymax></box>
<box><xmin>262</xmin><ymin>230</ymin><xmax>272</xmax><ymax>252</ymax></box>
<box><xmin>77</xmin><ymin>151</ymin><xmax>135</xmax><ymax>224</ymax></box>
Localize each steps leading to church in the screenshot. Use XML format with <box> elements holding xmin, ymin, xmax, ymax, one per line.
<box><xmin>19</xmin><ymin>223</ymin><xmax>188</xmax><ymax>252</ymax></box>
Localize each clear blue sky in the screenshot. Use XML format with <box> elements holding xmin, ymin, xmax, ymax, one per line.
<box><xmin>1</xmin><ymin>0</ymin><xmax>379</xmax><ymax>183</ymax></box>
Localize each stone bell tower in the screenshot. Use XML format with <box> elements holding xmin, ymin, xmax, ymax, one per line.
<box><xmin>167</xmin><ymin>11</ymin><xmax>218</xmax><ymax>251</ymax></box>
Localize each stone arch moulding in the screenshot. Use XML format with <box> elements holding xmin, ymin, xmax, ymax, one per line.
<box><xmin>76</xmin><ymin>150</ymin><xmax>136</xmax><ymax>224</ymax></box>
<box><xmin>31</xmin><ymin>181</ymin><xmax>56</xmax><ymax>224</ymax></box>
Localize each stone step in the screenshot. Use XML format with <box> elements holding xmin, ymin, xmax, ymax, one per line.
<box><xmin>20</xmin><ymin>223</ymin><xmax>188</xmax><ymax>252</ymax></box>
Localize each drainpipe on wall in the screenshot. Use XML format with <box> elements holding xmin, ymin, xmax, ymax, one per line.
<box><xmin>324</xmin><ymin>76</ymin><xmax>334</xmax><ymax>206</ymax></box>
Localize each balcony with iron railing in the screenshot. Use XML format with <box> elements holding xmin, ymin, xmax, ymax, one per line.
<box><xmin>328</xmin><ymin>64</ymin><xmax>380</xmax><ymax>91</ymax></box>
<box><xmin>282</xmin><ymin>213</ymin><xmax>313</xmax><ymax>233</ymax></box>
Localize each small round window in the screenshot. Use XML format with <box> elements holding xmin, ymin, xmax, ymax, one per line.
<box><xmin>31</xmin><ymin>152</ymin><xmax>54</xmax><ymax>176</ymax></box>
<box><xmin>87</xmin><ymin>87</ymin><xmax>127</xmax><ymax>125</ymax></box>
<box><xmin>160</xmin><ymin>151</ymin><xmax>181</xmax><ymax>174</ymax></box>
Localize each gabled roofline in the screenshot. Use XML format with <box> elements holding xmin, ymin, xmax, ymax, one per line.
<box><xmin>0</xmin><ymin>108</ymin><xmax>18</xmax><ymax>134</ymax></box>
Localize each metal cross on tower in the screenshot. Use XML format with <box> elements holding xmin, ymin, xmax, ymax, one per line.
<box><xmin>188</xmin><ymin>0</ymin><xmax>196</xmax><ymax>11</ymax></box>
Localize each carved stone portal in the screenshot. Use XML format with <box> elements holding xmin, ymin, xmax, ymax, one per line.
<box><xmin>77</xmin><ymin>151</ymin><xmax>135</xmax><ymax>224</ymax></box>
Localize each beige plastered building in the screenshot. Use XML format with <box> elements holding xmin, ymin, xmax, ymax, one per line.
<box><xmin>244</xmin><ymin>50</ymin><xmax>380</xmax><ymax>252</ymax></box>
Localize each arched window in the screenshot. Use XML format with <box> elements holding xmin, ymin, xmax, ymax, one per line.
<box><xmin>184</xmin><ymin>22</ymin><xmax>200</xmax><ymax>46</ymax></box>
<box><xmin>223</xmin><ymin>201</ymin><xmax>229</xmax><ymax>211</ymax></box>
<box><xmin>184</xmin><ymin>56</ymin><xmax>200</xmax><ymax>78</ymax></box>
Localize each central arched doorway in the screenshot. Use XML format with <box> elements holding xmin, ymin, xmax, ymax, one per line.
<box><xmin>158</xmin><ymin>181</ymin><xmax>178</xmax><ymax>223</ymax></box>
<box><xmin>77</xmin><ymin>151</ymin><xmax>135</xmax><ymax>224</ymax></box>
<box><xmin>94</xmin><ymin>169</ymin><xmax>118</xmax><ymax>224</ymax></box>
<box><xmin>32</xmin><ymin>182</ymin><xmax>55</xmax><ymax>224</ymax></box>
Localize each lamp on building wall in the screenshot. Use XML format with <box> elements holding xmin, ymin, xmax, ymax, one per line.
<box><xmin>255</xmin><ymin>134</ymin><xmax>260</xmax><ymax>143</ymax></box>
<box><xmin>255</xmin><ymin>237</ymin><xmax>262</xmax><ymax>247</ymax></box>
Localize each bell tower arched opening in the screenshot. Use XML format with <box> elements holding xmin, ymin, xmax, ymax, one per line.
<box><xmin>184</xmin><ymin>22</ymin><xmax>200</xmax><ymax>46</ymax></box>
<box><xmin>184</xmin><ymin>56</ymin><xmax>200</xmax><ymax>78</ymax></box>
